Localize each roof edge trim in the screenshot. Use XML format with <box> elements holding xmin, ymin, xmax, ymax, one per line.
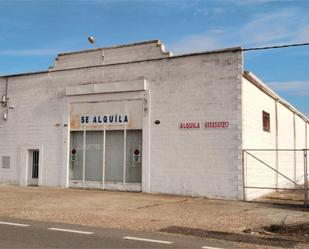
<box><xmin>58</xmin><ymin>40</ymin><xmax>161</xmax><ymax>56</ymax></box>
<box><xmin>243</xmin><ymin>71</ymin><xmax>309</xmax><ymax>123</ymax></box>
<box><xmin>0</xmin><ymin>45</ymin><xmax>242</xmax><ymax>78</ymax></box>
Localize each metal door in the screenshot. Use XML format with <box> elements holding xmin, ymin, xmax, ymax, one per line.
<box><xmin>85</xmin><ymin>131</ymin><xmax>103</xmax><ymax>181</ymax></box>
<box><xmin>105</xmin><ymin>130</ymin><xmax>124</xmax><ymax>183</ymax></box>
<box><xmin>70</xmin><ymin>131</ymin><xmax>84</xmax><ymax>180</ymax></box>
<box><xmin>125</xmin><ymin>130</ymin><xmax>142</xmax><ymax>183</ymax></box>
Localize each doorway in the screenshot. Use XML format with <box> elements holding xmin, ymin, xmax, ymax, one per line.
<box><xmin>28</xmin><ymin>150</ymin><xmax>39</xmax><ymax>186</ymax></box>
<box><xmin>69</xmin><ymin>130</ymin><xmax>142</xmax><ymax>189</ymax></box>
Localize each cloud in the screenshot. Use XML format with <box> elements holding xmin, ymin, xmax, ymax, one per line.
<box><xmin>169</xmin><ymin>31</ymin><xmax>227</xmax><ymax>54</ymax></box>
<box><xmin>267</xmin><ymin>81</ymin><xmax>309</xmax><ymax>116</ymax></box>
<box><xmin>0</xmin><ymin>36</ymin><xmax>84</xmax><ymax>57</ymax></box>
<box><xmin>236</xmin><ymin>0</ymin><xmax>279</xmax><ymax>5</ymax></box>
<box><xmin>168</xmin><ymin>7</ymin><xmax>309</xmax><ymax>54</ymax></box>
<box><xmin>194</xmin><ymin>6</ymin><xmax>226</xmax><ymax>17</ymax></box>
<box><xmin>268</xmin><ymin>81</ymin><xmax>309</xmax><ymax>96</ymax></box>
<box><xmin>240</xmin><ymin>9</ymin><xmax>297</xmax><ymax>46</ymax></box>
<box><xmin>293</xmin><ymin>25</ymin><xmax>309</xmax><ymax>43</ymax></box>
<box><xmin>0</xmin><ymin>48</ymin><xmax>62</xmax><ymax>56</ymax></box>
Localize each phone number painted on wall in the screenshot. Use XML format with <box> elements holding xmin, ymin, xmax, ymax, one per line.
<box><xmin>180</xmin><ymin>121</ymin><xmax>229</xmax><ymax>129</ymax></box>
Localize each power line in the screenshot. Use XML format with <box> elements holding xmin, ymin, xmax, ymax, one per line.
<box><xmin>243</xmin><ymin>42</ymin><xmax>309</xmax><ymax>51</ymax></box>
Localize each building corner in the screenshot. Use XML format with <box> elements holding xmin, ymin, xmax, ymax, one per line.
<box><xmin>236</xmin><ymin>50</ymin><xmax>244</xmax><ymax>200</ymax></box>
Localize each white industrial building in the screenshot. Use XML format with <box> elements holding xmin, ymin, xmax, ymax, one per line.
<box><xmin>0</xmin><ymin>40</ymin><xmax>308</xmax><ymax>200</ymax></box>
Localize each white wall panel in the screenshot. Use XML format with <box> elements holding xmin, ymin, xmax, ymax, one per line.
<box><xmin>242</xmin><ymin>78</ymin><xmax>276</xmax><ymax>199</ymax></box>
<box><xmin>243</xmin><ymin>78</ymin><xmax>308</xmax><ymax>200</ymax></box>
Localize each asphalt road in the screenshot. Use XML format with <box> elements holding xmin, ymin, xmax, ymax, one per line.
<box><xmin>0</xmin><ymin>218</ymin><xmax>240</xmax><ymax>249</ymax></box>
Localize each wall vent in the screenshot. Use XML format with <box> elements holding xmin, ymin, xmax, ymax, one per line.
<box><xmin>2</xmin><ymin>156</ymin><xmax>10</xmax><ymax>169</ymax></box>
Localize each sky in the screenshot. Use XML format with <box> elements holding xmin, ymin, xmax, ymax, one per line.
<box><xmin>0</xmin><ymin>0</ymin><xmax>308</xmax><ymax>115</ymax></box>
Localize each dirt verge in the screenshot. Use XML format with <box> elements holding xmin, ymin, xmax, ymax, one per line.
<box><xmin>1</xmin><ymin>186</ymin><xmax>309</xmax><ymax>248</ymax></box>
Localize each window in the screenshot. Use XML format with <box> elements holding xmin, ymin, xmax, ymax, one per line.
<box><xmin>69</xmin><ymin>130</ymin><xmax>142</xmax><ymax>184</ymax></box>
<box><xmin>263</xmin><ymin>111</ymin><xmax>270</xmax><ymax>132</ymax></box>
<box><xmin>2</xmin><ymin>156</ymin><xmax>10</xmax><ymax>169</ymax></box>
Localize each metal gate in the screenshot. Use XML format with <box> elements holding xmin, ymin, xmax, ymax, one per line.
<box><xmin>243</xmin><ymin>149</ymin><xmax>308</xmax><ymax>207</ymax></box>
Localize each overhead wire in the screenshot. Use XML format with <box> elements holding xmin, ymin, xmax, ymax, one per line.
<box><xmin>242</xmin><ymin>42</ymin><xmax>309</xmax><ymax>51</ymax></box>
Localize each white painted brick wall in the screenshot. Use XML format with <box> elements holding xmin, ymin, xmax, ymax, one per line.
<box><xmin>242</xmin><ymin>77</ymin><xmax>308</xmax><ymax>200</ymax></box>
<box><xmin>0</xmin><ymin>74</ymin><xmax>64</xmax><ymax>186</ymax></box>
<box><xmin>306</xmin><ymin>123</ymin><xmax>309</xmax><ymax>149</ymax></box>
<box><xmin>2</xmin><ymin>42</ymin><xmax>307</xmax><ymax>202</ymax></box>
<box><xmin>0</xmin><ymin>43</ymin><xmax>242</xmax><ymax>200</ymax></box>
<box><xmin>147</xmin><ymin>53</ymin><xmax>243</xmax><ymax>199</ymax></box>
<box><xmin>242</xmin><ymin>77</ymin><xmax>276</xmax><ymax>199</ymax></box>
<box><xmin>276</xmin><ymin>104</ymin><xmax>295</xmax><ymax>189</ymax></box>
<box><xmin>295</xmin><ymin>115</ymin><xmax>306</xmax><ymax>184</ymax></box>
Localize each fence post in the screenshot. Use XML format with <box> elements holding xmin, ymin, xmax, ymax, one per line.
<box><xmin>242</xmin><ymin>150</ymin><xmax>246</xmax><ymax>201</ymax></box>
<box><xmin>304</xmin><ymin>149</ymin><xmax>308</xmax><ymax>208</ymax></box>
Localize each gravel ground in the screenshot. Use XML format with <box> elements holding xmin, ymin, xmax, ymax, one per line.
<box><xmin>0</xmin><ymin>186</ymin><xmax>309</xmax><ymax>248</ymax></box>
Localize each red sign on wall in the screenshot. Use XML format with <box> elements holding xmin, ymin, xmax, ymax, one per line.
<box><xmin>180</xmin><ymin>121</ymin><xmax>229</xmax><ymax>129</ymax></box>
<box><xmin>205</xmin><ymin>121</ymin><xmax>229</xmax><ymax>129</ymax></box>
<box><xmin>180</xmin><ymin>122</ymin><xmax>200</xmax><ymax>129</ymax></box>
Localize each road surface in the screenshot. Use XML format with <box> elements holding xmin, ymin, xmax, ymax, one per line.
<box><xmin>0</xmin><ymin>218</ymin><xmax>242</xmax><ymax>249</ymax></box>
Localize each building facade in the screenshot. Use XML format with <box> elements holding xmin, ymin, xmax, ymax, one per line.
<box><xmin>0</xmin><ymin>40</ymin><xmax>307</xmax><ymax>200</ymax></box>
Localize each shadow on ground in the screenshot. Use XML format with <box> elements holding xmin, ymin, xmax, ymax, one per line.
<box><xmin>159</xmin><ymin>226</ymin><xmax>299</xmax><ymax>248</ymax></box>
<box><xmin>250</xmin><ymin>200</ymin><xmax>308</xmax><ymax>211</ymax></box>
